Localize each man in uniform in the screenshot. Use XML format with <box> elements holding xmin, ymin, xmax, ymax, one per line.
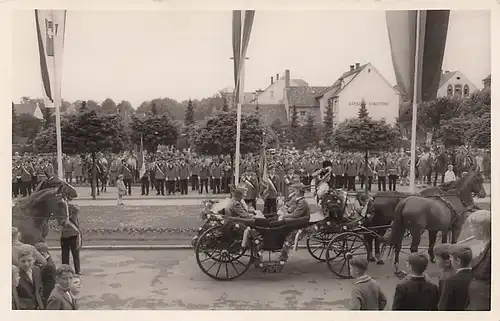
<box><xmin>262</xmin><ymin>167</ymin><xmax>280</xmax><ymax>217</ymax></box>
<box><xmin>375</xmin><ymin>155</ymin><xmax>387</xmax><ymax>192</ymax></box>
<box><xmin>333</xmin><ymin>158</ymin><xmax>344</xmax><ymax>189</ymax></box>
<box><xmin>20</xmin><ymin>161</ymin><xmax>33</xmax><ymax>197</ymax></box>
<box><xmin>190</xmin><ymin>160</ymin><xmax>200</xmax><ymax>192</ymax></box>
<box><xmin>63</xmin><ymin>156</ymin><xmax>74</xmax><ymax>184</ymax></box>
<box><xmin>165</xmin><ymin>160</ymin><xmax>178</xmax><ymax>196</ymax></box>
<box><xmin>242</xmin><ymin>171</ymin><xmax>259</xmax><ymax>210</ymax></box>
<box><xmin>280</xmin><ymin>183</ymin><xmax>310</xmax><ymax>220</ymax></box>
<box><xmin>345</xmin><ymin>157</ymin><xmax>358</xmax><ymax>191</ymax></box>
<box><xmin>387</xmin><ymin>156</ymin><xmax>399</xmax><ymax>191</ymax></box>
<box><xmin>178</xmin><ymin>160</ymin><xmax>190</xmax><ymax>195</ymax></box>
<box><xmin>199</xmin><ymin>161</ymin><xmax>210</xmax><ymax>194</ymax></box>
<box><xmin>120</xmin><ymin>159</ymin><xmax>133</xmax><ymax>196</ymax></box>
<box><xmin>154</xmin><ymin>160</ymin><xmax>165</xmax><ymax>196</ymax></box>
<box><xmin>140</xmin><ymin>159</ymin><xmax>150</xmax><ymax>196</ymax></box>
<box><xmin>223</xmin><ymin>162</ymin><xmax>233</xmax><ymax>194</ymax></box>
<box><xmin>211</xmin><ymin>160</ymin><xmax>223</xmax><ymax>194</ymax></box>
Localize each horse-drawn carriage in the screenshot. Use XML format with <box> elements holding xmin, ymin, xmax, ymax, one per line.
<box><xmin>191</xmin><ymin>184</ymin><xmax>380</xmax><ymax>281</ymax></box>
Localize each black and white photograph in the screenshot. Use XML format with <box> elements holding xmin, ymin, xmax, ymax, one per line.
<box><xmin>9</xmin><ymin>7</ymin><xmax>492</xmax><ymax>311</ymax></box>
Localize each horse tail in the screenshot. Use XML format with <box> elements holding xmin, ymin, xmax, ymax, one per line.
<box><xmin>388</xmin><ymin>197</ymin><xmax>409</xmax><ymax>246</ymax></box>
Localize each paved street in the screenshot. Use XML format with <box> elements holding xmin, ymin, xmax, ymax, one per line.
<box><xmin>47</xmin><ymin>248</ymin><xmax>449</xmax><ymax>310</ymax></box>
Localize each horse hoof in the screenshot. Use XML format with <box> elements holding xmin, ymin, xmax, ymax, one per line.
<box><xmin>368</xmin><ymin>257</ymin><xmax>376</xmax><ymax>262</ymax></box>
<box><xmin>377</xmin><ymin>260</ymin><xmax>385</xmax><ymax>265</ymax></box>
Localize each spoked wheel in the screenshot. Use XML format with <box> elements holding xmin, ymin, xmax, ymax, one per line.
<box><xmin>195</xmin><ymin>225</ymin><xmax>254</xmax><ymax>281</ymax></box>
<box><xmin>307</xmin><ymin>231</ymin><xmax>335</xmax><ymax>262</ymax></box>
<box><xmin>325</xmin><ymin>232</ymin><xmax>368</xmax><ymax>279</ymax></box>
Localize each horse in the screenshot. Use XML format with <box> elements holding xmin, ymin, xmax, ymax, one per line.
<box><xmin>384</xmin><ymin>165</ymin><xmax>486</xmax><ymax>274</ymax></box>
<box><xmin>83</xmin><ymin>157</ymin><xmax>109</xmax><ymax>195</ymax></box>
<box><xmin>432</xmin><ymin>149</ymin><xmax>448</xmax><ymax>186</ymax></box>
<box><xmin>12</xmin><ymin>187</ymin><xmax>70</xmax><ymax>245</ymax></box>
<box><xmin>362</xmin><ymin>179</ymin><xmax>468</xmax><ymax>264</ymax></box>
<box><xmin>34</xmin><ymin>175</ymin><xmax>78</xmax><ymax>200</ymax></box>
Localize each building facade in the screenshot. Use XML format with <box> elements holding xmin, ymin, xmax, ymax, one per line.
<box><xmin>436</xmin><ymin>70</ymin><xmax>477</xmax><ymax>98</ymax></box>
<box><xmin>317</xmin><ymin>62</ymin><xmax>400</xmax><ymax>126</ymax></box>
<box><xmin>483</xmin><ymin>74</ymin><xmax>491</xmax><ymax>90</ymax></box>
<box><xmin>13</xmin><ymin>102</ymin><xmax>44</xmax><ymax>119</ymax></box>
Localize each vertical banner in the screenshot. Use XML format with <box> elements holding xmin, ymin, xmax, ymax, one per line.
<box><xmin>386</xmin><ymin>10</ymin><xmax>449</xmax><ymax>192</ymax></box>
<box><xmin>35</xmin><ymin>10</ymin><xmax>67</xmax><ymax>109</ymax></box>
<box><xmin>138</xmin><ymin>136</ymin><xmax>146</xmax><ymax>178</ymax></box>
<box><xmin>232</xmin><ymin>10</ymin><xmax>255</xmax><ymax>185</ymax></box>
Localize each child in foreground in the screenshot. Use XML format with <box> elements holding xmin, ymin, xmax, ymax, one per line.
<box><xmin>117</xmin><ymin>174</ymin><xmax>126</xmax><ymax>206</ymax></box>
<box><xmin>392</xmin><ymin>253</ymin><xmax>439</xmax><ymax>310</ymax></box>
<box><xmin>434</xmin><ymin>243</ymin><xmax>456</xmax><ymax>295</ymax></box>
<box><xmin>46</xmin><ymin>264</ymin><xmax>78</xmax><ymax>310</ymax></box>
<box><xmin>348</xmin><ymin>257</ymin><xmax>387</xmax><ymax>310</ymax></box>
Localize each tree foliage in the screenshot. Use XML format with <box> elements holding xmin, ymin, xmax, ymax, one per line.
<box><xmin>288</xmin><ymin>105</ymin><xmax>300</xmax><ymax>144</ymax></box>
<box><xmin>323</xmin><ymin>103</ymin><xmax>334</xmax><ymax>142</ymax></box>
<box><xmin>33</xmin><ymin>125</ymin><xmax>57</xmax><ymax>153</ymax></box>
<box><xmin>184</xmin><ymin>99</ymin><xmax>195</xmax><ymax>127</ymax></box>
<box><xmin>222</xmin><ymin>96</ymin><xmax>229</xmax><ymax>112</ymax></box>
<box><xmin>358</xmin><ymin>99</ymin><xmax>369</xmax><ymax>119</ymax></box>
<box><xmin>100</xmin><ymin>98</ymin><xmax>117</xmax><ymax>115</ymax></box>
<box><xmin>130</xmin><ymin>114</ymin><xmax>179</xmax><ymax>154</ymax></box>
<box><xmin>332</xmin><ymin>114</ymin><xmax>400</xmax><ymax>152</ymax></box>
<box><xmin>17</xmin><ymin>113</ymin><xmax>42</xmax><ymax>141</ymax></box>
<box><xmin>192</xmin><ymin>111</ymin><xmax>264</xmax><ymax>156</ymax></box>
<box><xmin>301</xmin><ymin>113</ymin><xmax>318</xmax><ymax>147</ymax></box>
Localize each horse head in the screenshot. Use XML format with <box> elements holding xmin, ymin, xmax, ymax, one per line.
<box><xmin>458</xmin><ymin>165</ymin><xmax>486</xmax><ymax>200</ymax></box>
<box><xmin>51</xmin><ymin>188</ymin><xmax>71</xmax><ymax>226</ymax></box>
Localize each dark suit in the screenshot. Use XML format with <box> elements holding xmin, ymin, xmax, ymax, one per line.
<box><xmin>438</xmin><ymin>269</ymin><xmax>473</xmax><ymax>310</ymax></box>
<box><xmin>12</xmin><ymin>288</ymin><xmax>21</xmax><ymax>310</ymax></box>
<box><xmin>228</xmin><ymin>198</ymin><xmax>253</xmax><ymax>218</ymax></box>
<box><xmin>17</xmin><ymin>267</ymin><xmax>44</xmax><ymax>310</ymax></box>
<box><xmin>46</xmin><ymin>285</ymin><xmax>78</xmax><ymax>310</ymax></box>
<box><xmin>283</xmin><ymin>196</ymin><xmax>310</xmax><ymax>219</ymax></box>
<box><xmin>466</xmin><ymin>241</ymin><xmax>491</xmax><ymax>311</ymax></box>
<box><xmin>40</xmin><ymin>256</ymin><xmax>57</xmax><ymax>305</ymax></box>
<box><xmin>392</xmin><ymin>276</ymin><xmax>439</xmax><ymax>310</ymax></box>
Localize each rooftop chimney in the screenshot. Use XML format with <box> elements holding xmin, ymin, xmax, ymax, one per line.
<box><xmin>355</xmin><ymin>63</ymin><xmax>360</xmax><ymax>69</ymax></box>
<box><xmin>285</xmin><ymin>69</ymin><xmax>290</xmax><ymax>88</ymax></box>
<box><xmin>271</xmin><ymin>76</ymin><xmax>274</xmax><ymax>85</ymax></box>
<box><xmin>276</xmin><ymin>73</ymin><xmax>279</xmax><ymax>80</ymax></box>
<box><xmin>350</xmin><ymin>65</ymin><xmax>355</xmax><ymax>72</ymax></box>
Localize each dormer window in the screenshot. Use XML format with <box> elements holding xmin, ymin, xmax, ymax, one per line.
<box><xmin>447</xmin><ymin>85</ymin><xmax>453</xmax><ymax>97</ymax></box>
<box><xmin>464</xmin><ymin>84</ymin><xmax>470</xmax><ymax>96</ymax></box>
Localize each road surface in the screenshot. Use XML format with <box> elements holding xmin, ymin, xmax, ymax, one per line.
<box><xmin>50</xmin><ymin>248</ymin><xmax>463</xmax><ymax>310</ymax></box>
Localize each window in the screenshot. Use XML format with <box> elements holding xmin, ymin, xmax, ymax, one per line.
<box><xmin>455</xmin><ymin>84</ymin><xmax>462</xmax><ymax>96</ymax></box>
<box><xmin>300</xmin><ymin>111</ymin><xmax>306</xmax><ymax>116</ymax></box>
<box><xmin>447</xmin><ymin>85</ymin><xmax>453</xmax><ymax>97</ymax></box>
<box><xmin>464</xmin><ymin>84</ymin><xmax>470</xmax><ymax>96</ymax></box>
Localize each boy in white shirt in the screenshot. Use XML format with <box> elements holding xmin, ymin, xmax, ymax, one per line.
<box><xmin>444</xmin><ymin>165</ymin><xmax>456</xmax><ymax>183</ymax></box>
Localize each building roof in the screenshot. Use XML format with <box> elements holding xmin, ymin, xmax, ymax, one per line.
<box><xmin>286</xmin><ymin>86</ymin><xmax>320</xmax><ymax>106</ymax></box>
<box><xmin>316</xmin><ymin>64</ymin><xmax>368</xmax><ymax>98</ymax></box>
<box><xmin>13</xmin><ymin>103</ymin><xmax>39</xmax><ymax>116</ymax></box>
<box><xmin>438</xmin><ymin>71</ymin><xmax>458</xmax><ymax>88</ymax></box>
<box><xmin>292</xmin><ymin>79</ymin><xmax>309</xmax><ymax>87</ymax></box>
<box><xmin>241</xmin><ymin>104</ymin><xmax>288</xmax><ymax>124</ymax></box>
<box><xmin>483</xmin><ymin>74</ymin><xmax>491</xmax><ymax>81</ymax></box>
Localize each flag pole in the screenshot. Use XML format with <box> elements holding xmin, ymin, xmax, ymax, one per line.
<box><xmin>52</xmin><ymin>11</ymin><xmax>64</xmax><ymax>179</ymax></box>
<box><xmin>235</xmin><ymin>55</ymin><xmax>245</xmax><ymax>186</ymax></box>
<box><xmin>409</xmin><ymin>10</ymin><xmax>421</xmax><ymax>193</ymax></box>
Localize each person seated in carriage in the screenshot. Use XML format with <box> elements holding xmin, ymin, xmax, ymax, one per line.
<box><xmin>227</xmin><ymin>186</ymin><xmax>258</xmax><ymax>219</ymax></box>
<box><xmin>278</xmin><ymin>183</ymin><xmax>311</xmax><ymax>221</ymax></box>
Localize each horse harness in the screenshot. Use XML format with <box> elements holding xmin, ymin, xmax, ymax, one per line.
<box><xmin>427</xmin><ymin>194</ymin><xmax>468</xmax><ymax>227</ymax></box>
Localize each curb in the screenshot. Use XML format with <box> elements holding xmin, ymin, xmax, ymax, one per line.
<box><xmin>47</xmin><ymin>244</ymin><xmax>431</xmax><ymax>251</ymax></box>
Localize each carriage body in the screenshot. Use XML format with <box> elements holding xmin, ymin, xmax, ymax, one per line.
<box><xmin>193</xmin><ymin>192</ymin><xmax>373</xmax><ymax>280</ymax></box>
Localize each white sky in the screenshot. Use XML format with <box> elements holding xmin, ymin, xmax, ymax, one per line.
<box><xmin>12</xmin><ymin>10</ymin><xmax>491</xmax><ymax>107</ymax></box>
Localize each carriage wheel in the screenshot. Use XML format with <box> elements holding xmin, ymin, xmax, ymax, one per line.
<box><xmin>325</xmin><ymin>232</ymin><xmax>368</xmax><ymax>279</ymax></box>
<box><xmin>195</xmin><ymin>225</ymin><xmax>253</xmax><ymax>281</ymax></box>
<box><xmin>307</xmin><ymin>231</ymin><xmax>335</xmax><ymax>262</ymax></box>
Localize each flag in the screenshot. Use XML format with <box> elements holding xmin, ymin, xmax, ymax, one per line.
<box><xmin>386</xmin><ymin>10</ymin><xmax>449</xmax><ymax>103</ymax></box>
<box><xmin>138</xmin><ymin>136</ymin><xmax>146</xmax><ymax>178</ymax></box>
<box><xmin>232</xmin><ymin>10</ymin><xmax>255</xmax><ymax>105</ymax></box>
<box><xmin>34</xmin><ymin>10</ymin><xmax>67</xmax><ymax>109</ymax></box>
<box><xmin>259</xmin><ymin>144</ymin><xmax>269</xmax><ymax>197</ymax></box>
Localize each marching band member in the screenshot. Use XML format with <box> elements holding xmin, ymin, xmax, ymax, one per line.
<box><xmin>242</xmin><ymin>171</ymin><xmax>259</xmax><ymax>210</ymax></box>
<box><xmin>190</xmin><ymin>160</ymin><xmax>200</xmax><ymax>192</ymax></box>
<box><xmin>178</xmin><ymin>160</ymin><xmax>190</xmax><ymax>195</ymax></box>
<box><xmin>199</xmin><ymin>162</ymin><xmax>210</xmax><ymax>194</ymax></box>
<box><xmin>346</xmin><ymin>157</ymin><xmax>357</xmax><ymax>191</ymax></box>
<box><xmin>262</xmin><ymin>167</ymin><xmax>280</xmax><ymax>217</ymax></box>
<box><xmin>154</xmin><ymin>160</ymin><xmax>166</xmax><ymax>196</ymax></box>
<box><xmin>166</xmin><ymin>160</ymin><xmax>178</xmax><ymax>196</ymax></box>
<box><xmin>387</xmin><ymin>156</ymin><xmax>399</xmax><ymax>191</ymax></box>
<box><xmin>375</xmin><ymin>155</ymin><xmax>387</xmax><ymax>192</ymax></box>
<box><xmin>120</xmin><ymin>159</ymin><xmax>133</xmax><ymax>196</ymax></box>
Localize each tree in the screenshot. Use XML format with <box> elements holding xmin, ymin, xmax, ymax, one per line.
<box><xmin>301</xmin><ymin>113</ymin><xmax>318</xmax><ymax>147</ymax></box>
<box><xmin>12</xmin><ymin>102</ymin><xmax>19</xmax><ymax>138</ymax></box>
<box><xmin>116</xmin><ymin>100</ymin><xmax>135</xmax><ymax>124</ymax></box>
<box><xmin>151</xmin><ymin>102</ymin><xmax>158</xmax><ymax>115</ymax></box>
<box><xmin>332</xmin><ymin>110</ymin><xmax>400</xmax><ymax>190</ymax></box>
<box><xmin>79</xmin><ymin>100</ymin><xmax>88</xmax><ymax>112</ymax></box>
<box><xmin>222</xmin><ymin>96</ymin><xmax>229</xmax><ymax>112</ymax></box>
<box><xmin>358</xmin><ymin>99</ymin><xmax>369</xmax><ymax>119</ymax></box>
<box><xmin>192</xmin><ymin>111</ymin><xmax>264</xmax><ymax>157</ymax></box>
<box><xmin>289</xmin><ymin>105</ymin><xmax>300</xmax><ymax>144</ymax></box>
<box><xmin>100</xmin><ymin>98</ymin><xmax>118</xmax><ymax>115</ymax></box>
<box><xmin>130</xmin><ymin>113</ymin><xmax>179</xmax><ymax>154</ymax></box>
<box><xmin>63</xmin><ymin>110</ymin><xmax>126</xmax><ymax>199</ymax></box>
<box><xmin>85</xmin><ymin>100</ymin><xmax>101</xmax><ymax>111</ymax></box>
<box><xmin>33</xmin><ymin>124</ymin><xmax>57</xmax><ymax>153</ymax></box>
<box><xmin>17</xmin><ymin>113</ymin><xmax>42</xmax><ymax>141</ymax></box>
<box><xmin>184</xmin><ymin>99</ymin><xmax>195</xmax><ymax>127</ymax></box>
<box><xmin>271</xmin><ymin>119</ymin><xmax>288</xmax><ymax>145</ymax></box>
<box><xmin>323</xmin><ymin>102</ymin><xmax>334</xmax><ymax>143</ymax></box>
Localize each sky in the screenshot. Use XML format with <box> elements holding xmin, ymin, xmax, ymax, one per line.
<box><xmin>12</xmin><ymin>10</ymin><xmax>491</xmax><ymax>108</ymax></box>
